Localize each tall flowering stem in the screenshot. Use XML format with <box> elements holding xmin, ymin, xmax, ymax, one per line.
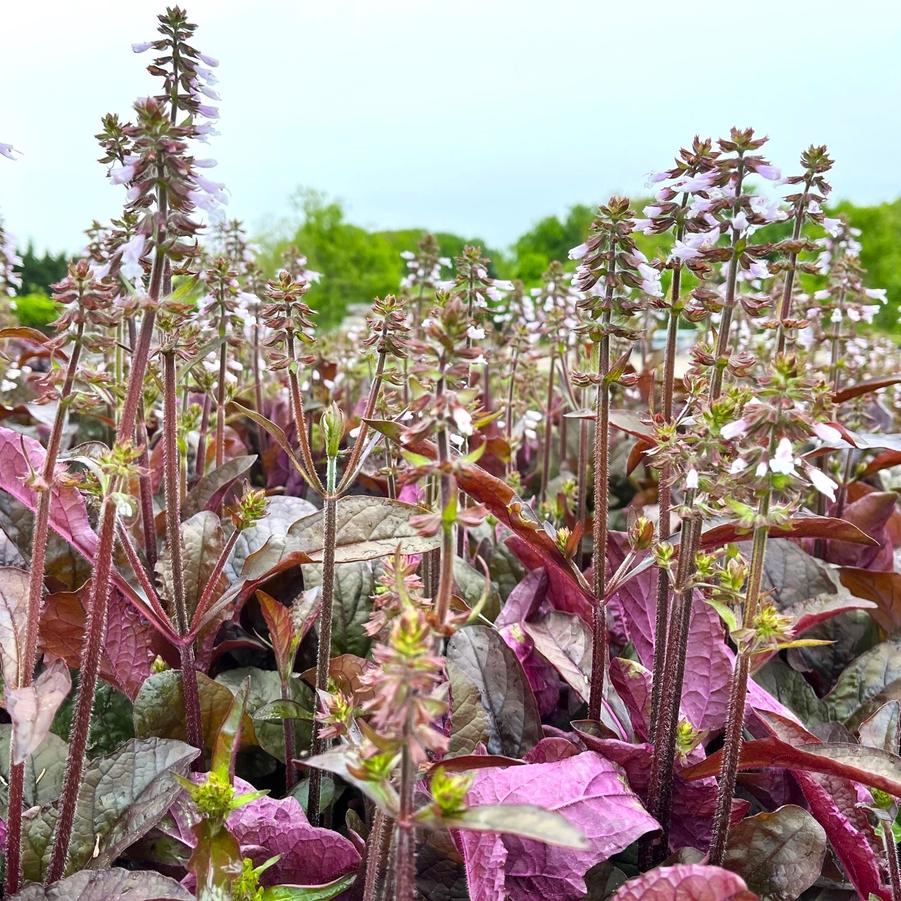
<box><xmin>634</xmin><ymin>137</ymin><xmax>719</xmax><ymax>729</ymax></box>
<box><xmin>572</xmin><ymin>197</ymin><xmax>650</xmax><ymax>720</ymax></box>
<box><xmin>3</xmin><ymin>263</ymin><xmax>108</xmax><ymax>894</ymax></box>
<box><xmin>161</xmin><ymin>345</ymin><xmax>204</xmax><ymax>753</ymax></box>
<box><xmin>47</xmin><ymin>5</ymin><xmax>217</xmax><ymax>873</ymax></box>
<box><xmin>707</xmin><ymin>360</ymin><xmax>838</xmax><ymax>862</ymax></box>
<box><xmin>769</xmin><ymin>146</ymin><xmax>833</xmax><ymax>356</ymax></box>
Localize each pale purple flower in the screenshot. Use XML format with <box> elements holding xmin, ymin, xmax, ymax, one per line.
<box><xmin>493</xmin><ymin>279</ymin><xmax>514</xmax><ymax>291</ymax></box>
<box><xmin>199</xmin><ymin>53</ymin><xmax>220</xmax><ymax>67</ymax></box>
<box><xmin>754</xmin><ymin>163</ymin><xmax>781</xmax><ymax>180</ymax></box>
<box><xmin>131</xmin><ymin>41</ymin><xmax>154</xmax><ymax>53</ymax></box>
<box><xmin>109</xmin><ymin>163</ymin><xmax>136</xmax><ymax>185</ymax></box>
<box><xmin>720</xmin><ymin>419</ymin><xmax>748</xmax><ymax>440</ymax></box>
<box><xmin>568</xmin><ymin>243</ymin><xmax>588</xmax><ymax>261</ymax></box>
<box><xmin>647</xmin><ymin>169</ymin><xmax>670</xmax><ymax>184</ymax></box>
<box><xmin>675</xmin><ymin>170</ymin><xmax>718</xmax><ymax>193</ymax></box>
<box><xmin>865</xmin><ymin>288</ymin><xmax>887</xmax><ymax>303</ymax></box>
<box><xmin>822</xmin><ymin>218</ymin><xmax>843</xmax><ymax>237</ymax></box>
<box><xmin>197</xmin><ymin>104</ymin><xmax>219</xmax><ymax>120</ymax></box>
<box><xmin>744</xmin><ymin>260</ymin><xmax>770</xmax><ymax>280</ymax></box>
<box><xmin>0</xmin><ymin>143</ymin><xmax>22</xmax><ymax>161</ymax></box>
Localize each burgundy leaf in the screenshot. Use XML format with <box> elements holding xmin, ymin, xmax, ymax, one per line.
<box><xmin>839</xmin><ymin>568</ymin><xmax>901</xmax><ymax>634</ymax></box>
<box><xmin>610</xmin><ymin>864</ymin><xmax>757</xmax><ymax>900</ymax></box>
<box><xmin>682</xmin><ymin>734</ymin><xmax>901</xmax><ymax>797</ymax></box>
<box><xmin>455</xmin><ymin>752</ymin><xmax>658</xmax><ymax>901</ymax></box>
<box><xmin>40</xmin><ymin>587</ymin><xmax>159</xmax><ymax>699</ymax></box>
<box><xmin>754</xmin><ymin>710</ymin><xmax>888</xmax><ymax>900</ymax></box>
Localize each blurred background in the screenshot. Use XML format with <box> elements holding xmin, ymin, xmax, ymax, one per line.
<box><xmin>3</xmin><ymin>0</ymin><xmax>901</xmax><ymax>330</ymax></box>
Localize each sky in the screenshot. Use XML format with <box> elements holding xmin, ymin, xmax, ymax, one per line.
<box><xmin>3</xmin><ymin>0</ymin><xmax>901</xmax><ymax>255</ymax></box>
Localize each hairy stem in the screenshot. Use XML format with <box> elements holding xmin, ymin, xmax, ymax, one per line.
<box><xmin>362</xmin><ymin>808</ymin><xmax>392</xmax><ymax>901</ymax></box>
<box><xmin>162</xmin><ymin>351</ymin><xmax>203</xmax><ymax>754</ymax></box>
<box><xmin>883</xmin><ymin>822</ymin><xmax>901</xmax><ymax>901</ymax></box>
<box><xmin>395</xmin><ymin>743</ymin><xmax>417</xmax><ymax>901</ymax></box>
<box><xmin>588</xmin><ymin>252</ymin><xmax>615</xmax><ymax>720</ymax></box>
<box><xmin>307</xmin><ymin>471</ymin><xmax>337</xmax><ymax>825</ymax></box>
<box><xmin>5</xmin><ymin>322</ymin><xmax>84</xmax><ymax>895</ymax></box>
<box><xmin>538</xmin><ymin>347</ymin><xmax>556</xmax><ymax>506</ymax></box>
<box><xmin>708</xmin><ymin>513</ymin><xmax>770</xmax><ymax>864</ymax></box>
<box><xmin>46</xmin><ymin>224</ymin><xmax>165</xmax><ymax>882</ymax></box>
<box><xmin>645</xmin><ymin>511</ymin><xmax>701</xmax><ymax>862</ymax></box>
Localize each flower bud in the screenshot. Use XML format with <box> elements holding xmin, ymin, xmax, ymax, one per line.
<box><xmin>628</xmin><ymin>516</ymin><xmax>654</xmax><ymax>551</ymax></box>
<box><xmin>320</xmin><ymin>402</ymin><xmax>344</xmax><ymax>459</ymax></box>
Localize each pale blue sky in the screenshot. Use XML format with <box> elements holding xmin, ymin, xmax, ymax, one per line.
<box><xmin>3</xmin><ymin>0</ymin><xmax>901</xmax><ymax>254</ymax></box>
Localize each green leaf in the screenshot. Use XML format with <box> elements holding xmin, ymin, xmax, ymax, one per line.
<box><xmin>216</xmin><ymin>667</ymin><xmax>313</xmax><ymax>763</ymax></box>
<box><xmin>446</xmin><ymin>626</ymin><xmax>542</xmax><ymax>758</ymax></box>
<box><xmin>522</xmin><ymin>611</ymin><xmax>591</xmax><ymax>702</ymax></box>
<box><xmin>10</xmin><ymin>867</ymin><xmax>193</xmax><ymax>900</ymax></box>
<box><xmin>133</xmin><ymin>669</ymin><xmax>256</xmax><ymax>754</ymax></box>
<box><xmin>704</xmin><ymin>598</ymin><xmax>738</xmax><ymax>634</ymax></box>
<box><xmin>21</xmin><ymin>738</ymin><xmax>199</xmax><ymax>881</ymax></box>
<box><xmin>156</xmin><ymin>511</ymin><xmax>225</xmax><ymax>619</ymax></box>
<box><xmin>0</xmin><ymin>724</ymin><xmax>67</xmax><ymax>811</ymax></box>
<box><xmin>213</xmin><ymin>676</ymin><xmax>251</xmax><ymax>779</ymax></box>
<box><xmin>303</xmin><ymin>749</ymin><xmax>399</xmax><ymax>815</ymax></box>
<box><xmin>181</xmin><ymin>455</ymin><xmax>256</xmax><ymax>521</ymax></box>
<box><xmin>825</xmin><ymin>639</ymin><xmax>901</xmax><ymax>727</ymax></box>
<box><xmin>304</xmin><ymin>560</ymin><xmax>374</xmax><ymax>658</ymax></box>
<box><xmin>722</xmin><ymin>805</ymin><xmax>827</xmax><ymax>901</ymax></box>
<box><xmin>260</xmin><ymin>873</ymin><xmax>357</xmax><ymax>901</ymax></box>
<box><xmin>242</xmin><ymin>496</ymin><xmax>441</xmax><ymax>580</ymax></box>
<box><xmin>418</xmin><ymin>803</ymin><xmax>587</xmax><ymax>849</ymax></box>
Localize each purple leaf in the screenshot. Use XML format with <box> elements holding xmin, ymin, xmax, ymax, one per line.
<box><xmin>610</xmin><ymin>864</ymin><xmax>757</xmax><ymax>900</ymax></box>
<box><xmin>605</xmin><ymin>535</ymin><xmax>732</xmax><ymax>732</ymax></box>
<box><xmin>226</xmin><ymin>789</ymin><xmax>361</xmax><ymax>886</ymax></box>
<box><xmin>6</xmin><ymin>658</ymin><xmax>71</xmax><ymax>764</ymax></box>
<box><xmin>168</xmin><ymin>775</ymin><xmax>360</xmax><ymax>887</ymax></box>
<box><xmin>455</xmin><ymin>751</ymin><xmax>657</xmax><ymax>900</ymax></box>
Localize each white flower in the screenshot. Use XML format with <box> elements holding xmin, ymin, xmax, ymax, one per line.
<box><xmin>769</xmin><ymin>438</ymin><xmax>797</xmax><ymax>476</ymax></box>
<box><xmin>755</xmin><ymin>461</ymin><xmax>769</xmax><ymax>478</ymax></box>
<box><xmin>568</xmin><ymin>242</ymin><xmax>589</xmax><ymax>261</ymax></box>
<box><xmin>669</xmin><ymin>241</ymin><xmax>702</xmax><ymax>264</ymax></box>
<box><xmin>830</xmin><ymin>308</ymin><xmax>842</xmax><ymax>323</ymax></box>
<box><xmin>453</xmin><ymin>407</ymin><xmax>473</xmax><ymax>437</ymax></box>
<box><xmin>685</xmin><ymin>468</ymin><xmax>699</xmax><ymax>490</ymax></box>
<box><xmin>400</xmin><ymin>250</ymin><xmax>415</xmax><ymax>260</ymax></box>
<box><xmin>120</xmin><ymin>233</ymin><xmax>146</xmax><ymax>281</ymax></box>
<box><xmin>729</xmin><ymin>458</ymin><xmax>748</xmax><ymax>475</ymax></box>
<box><xmin>467</xmin><ymin>325</ymin><xmax>485</xmax><ymax>341</ymax></box>
<box><xmin>720</xmin><ymin>419</ymin><xmax>748</xmax><ymax>440</ymax></box>
<box><xmin>806</xmin><ymin>465</ymin><xmax>838</xmax><ymax>502</ymax></box>
<box><xmin>812</xmin><ymin>422</ymin><xmax>842</xmax><ymax>443</ymax></box>
<box><xmin>865</xmin><ymin>288</ymin><xmax>888</xmax><ymax>303</ymax></box>
<box><xmin>676</xmin><ymin>170</ymin><xmax>718</xmax><ymax>193</ymax></box>
<box><xmin>493</xmin><ymin>279</ymin><xmax>514</xmax><ymax>291</ymax></box>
